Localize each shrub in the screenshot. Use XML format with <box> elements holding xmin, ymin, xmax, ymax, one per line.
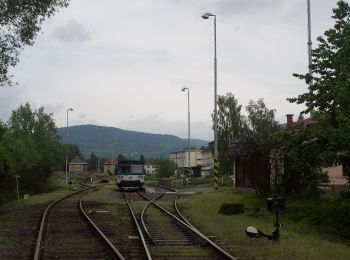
<box><xmin>340</xmin><ymin>188</ymin><xmax>350</xmax><ymax>200</ymax></box>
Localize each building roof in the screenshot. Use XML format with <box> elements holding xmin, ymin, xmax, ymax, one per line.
<box><xmin>169</xmin><ymin>149</ymin><xmax>202</xmax><ymax>155</ymax></box>
<box><xmin>104</xmin><ymin>159</ymin><xmax>117</xmax><ymax>165</ymax></box>
<box><xmin>285</xmin><ymin>114</ymin><xmax>314</xmax><ymax>128</ymax></box>
<box><xmin>145</xmin><ymin>159</ymin><xmax>156</xmax><ymax>165</ymax></box>
<box><xmin>69</xmin><ymin>156</ymin><xmax>87</xmax><ymax>165</ymax></box>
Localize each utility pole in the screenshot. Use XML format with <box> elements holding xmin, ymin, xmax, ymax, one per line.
<box><xmin>97</xmin><ymin>126</ymin><xmax>102</xmax><ymax>173</ymax></box>
<box><xmin>65</xmin><ymin>108</ymin><xmax>73</xmax><ymax>185</ymax></box>
<box><xmin>181</xmin><ymin>87</ymin><xmax>191</xmax><ymax>171</ymax></box>
<box><xmin>307</xmin><ymin>0</ymin><xmax>313</xmax><ymax>86</ymax></box>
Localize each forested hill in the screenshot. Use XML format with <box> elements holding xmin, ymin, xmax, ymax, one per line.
<box><xmin>57</xmin><ymin>124</ymin><xmax>208</xmax><ymax>158</ymax></box>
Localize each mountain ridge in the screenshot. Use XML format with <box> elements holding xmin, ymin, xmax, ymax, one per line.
<box><xmin>57</xmin><ymin>124</ymin><xmax>209</xmax><ymax>158</ymax></box>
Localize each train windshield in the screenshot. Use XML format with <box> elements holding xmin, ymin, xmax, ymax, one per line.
<box><xmin>118</xmin><ymin>166</ymin><xmax>131</xmax><ymax>173</ymax></box>
<box><xmin>117</xmin><ymin>164</ymin><xmax>143</xmax><ymax>174</ymax></box>
<box><xmin>131</xmin><ymin>165</ymin><xmax>143</xmax><ymax>173</ymax></box>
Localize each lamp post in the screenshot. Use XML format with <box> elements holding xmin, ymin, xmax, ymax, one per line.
<box><xmin>202</xmin><ymin>12</ymin><xmax>219</xmax><ymax>189</ymax></box>
<box><xmin>97</xmin><ymin>126</ymin><xmax>102</xmax><ymax>173</ymax></box>
<box><xmin>65</xmin><ymin>108</ymin><xmax>74</xmax><ymax>185</ymax></box>
<box><xmin>181</xmin><ymin>87</ymin><xmax>191</xmax><ymax>171</ymax></box>
<box><xmin>15</xmin><ymin>175</ymin><xmax>20</xmax><ymax>201</ymax></box>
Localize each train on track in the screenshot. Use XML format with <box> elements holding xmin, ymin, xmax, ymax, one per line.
<box><xmin>116</xmin><ymin>160</ymin><xmax>145</xmax><ymax>189</ymax></box>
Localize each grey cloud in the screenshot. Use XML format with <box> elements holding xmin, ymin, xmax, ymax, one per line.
<box><xmin>169</xmin><ymin>0</ymin><xmax>301</xmax><ymax>19</ymax></box>
<box><xmin>42</xmin><ymin>103</ymin><xmax>64</xmax><ymax>115</ymax></box>
<box><xmin>0</xmin><ymin>87</ymin><xmax>23</xmax><ymax>121</ymax></box>
<box><xmin>213</xmin><ymin>0</ymin><xmax>290</xmax><ymax>14</ymax></box>
<box><xmin>78</xmin><ymin>113</ymin><xmax>86</xmax><ymax>119</ymax></box>
<box><xmin>118</xmin><ymin>115</ymin><xmax>212</xmax><ymax>140</ymax></box>
<box><xmin>52</xmin><ymin>20</ymin><xmax>90</xmax><ymax>43</ymax></box>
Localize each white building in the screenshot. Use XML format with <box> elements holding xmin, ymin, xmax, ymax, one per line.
<box><xmin>168</xmin><ymin>149</ymin><xmax>203</xmax><ymax>176</ymax></box>
<box><xmin>201</xmin><ymin>147</ymin><xmax>214</xmax><ymax>177</ymax></box>
<box><xmin>144</xmin><ymin>159</ymin><xmax>157</xmax><ymax>175</ymax></box>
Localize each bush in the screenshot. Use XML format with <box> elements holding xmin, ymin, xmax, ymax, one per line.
<box><xmin>340</xmin><ymin>188</ymin><xmax>350</xmax><ymax>200</ymax></box>
<box><xmin>287</xmin><ymin>196</ymin><xmax>350</xmax><ymax>240</ymax></box>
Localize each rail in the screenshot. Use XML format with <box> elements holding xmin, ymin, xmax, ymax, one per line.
<box><xmin>79</xmin><ymin>196</ymin><xmax>125</xmax><ymax>259</ymax></box>
<box><xmin>140</xmin><ymin>192</ymin><xmax>164</xmax><ymax>246</ymax></box>
<box><xmin>33</xmin><ymin>187</ymin><xmax>90</xmax><ymax>260</ymax></box>
<box><xmin>34</xmin><ymin>185</ymin><xmax>125</xmax><ymax>260</ymax></box>
<box><xmin>123</xmin><ymin>192</ymin><xmax>153</xmax><ymax>260</ymax></box>
<box><xmin>140</xmin><ymin>186</ymin><xmax>236</xmax><ymax>260</ymax></box>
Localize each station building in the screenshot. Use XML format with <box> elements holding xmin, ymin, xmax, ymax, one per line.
<box><xmin>69</xmin><ymin>156</ymin><xmax>88</xmax><ymax>173</ymax></box>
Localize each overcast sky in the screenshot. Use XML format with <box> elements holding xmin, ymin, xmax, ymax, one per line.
<box><xmin>0</xmin><ymin>0</ymin><xmax>341</xmax><ymax>140</ymax></box>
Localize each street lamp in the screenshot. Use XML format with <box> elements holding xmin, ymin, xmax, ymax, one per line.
<box><xmin>97</xmin><ymin>126</ymin><xmax>102</xmax><ymax>173</ymax></box>
<box><xmin>202</xmin><ymin>11</ymin><xmax>219</xmax><ymax>189</ymax></box>
<box><xmin>181</xmin><ymin>87</ymin><xmax>191</xmax><ymax>171</ymax></box>
<box><xmin>65</xmin><ymin>108</ymin><xmax>74</xmax><ymax>185</ymax></box>
<box><xmin>15</xmin><ymin>175</ymin><xmax>20</xmax><ymax>200</ymax></box>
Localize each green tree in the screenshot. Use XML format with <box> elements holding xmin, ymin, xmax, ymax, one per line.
<box><xmin>240</xmin><ymin>99</ymin><xmax>280</xmax><ymax>196</ymax></box>
<box><xmin>117</xmin><ymin>154</ymin><xmax>127</xmax><ymax>161</ymax></box>
<box><xmin>216</xmin><ymin>94</ymin><xmax>280</xmax><ymax>196</ymax></box>
<box><xmin>157</xmin><ymin>158</ymin><xmax>176</xmax><ymax>179</ymax></box>
<box><xmin>289</xmin><ymin>1</ymin><xmax>350</xmax><ymax>169</ymax></box>
<box><xmin>5</xmin><ymin>103</ymin><xmax>63</xmax><ymax>192</ymax></box>
<box><xmin>278</xmin><ymin>125</ymin><xmax>328</xmax><ymax>194</ymax></box>
<box><xmin>216</xmin><ymin>93</ymin><xmax>247</xmax><ymax>176</ymax></box>
<box><xmin>87</xmin><ymin>153</ymin><xmax>98</xmax><ymax>171</ymax></box>
<box><xmin>0</xmin><ymin>121</ymin><xmax>11</xmax><ymax>175</ymax></box>
<box><xmin>67</xmin><ymin>144</ymin><xmax>81</xmax><ymax>162</ymax></box>
<box><xmin>0</xmin><ymin>0</ymin><xmax>70</xmax><ymax>86</ymax></box>
<box><xmin>140</xmin><ymin>154</ymin><xmax>145</xmax><ymax>162</ymax></box>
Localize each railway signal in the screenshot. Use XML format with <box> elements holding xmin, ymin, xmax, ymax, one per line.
<box><xmin>246</xmin><ymin>194</ymin><xmax>286</xmax><ymax>241</ymax></box>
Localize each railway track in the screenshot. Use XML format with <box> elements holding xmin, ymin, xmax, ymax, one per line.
<box><xmin>33</xmin><ymin>185</ymin><xmax>124</xmax><ymax>260</ymax></box>
<box><xmin>124</xmin><ymin>186</ymin><xmax>236</xmax><ymax>260</ymax></box>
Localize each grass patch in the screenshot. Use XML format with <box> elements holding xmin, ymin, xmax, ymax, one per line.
<box><xmin>19</xmin><ymin>177</ymin><xmax>71</xmax><ymax>205</ymax></box>
<box><xmin>0</xmin><ymin>214</ymin><xmax>17</xmax><ymax>228</ymax></box>
<box><xmin>0</xmin><ymin>236</ymin><xmax>16</xmax><ymax>245</ymax></box>
<box><xmin>150</xmin><ymin>245</ymin><xmax>210</xmax><ymax>257</ymax></box>
<box><xmin>178</xmin><ymin>188</ymin><xmax>350</xmax><ymax>260</ymax></box>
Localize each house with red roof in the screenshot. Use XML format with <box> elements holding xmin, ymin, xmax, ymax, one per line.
<box><xmin>104</xmin><ymin>159</ymin><xmax>118</xmax><ymax>175</ymax></box>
